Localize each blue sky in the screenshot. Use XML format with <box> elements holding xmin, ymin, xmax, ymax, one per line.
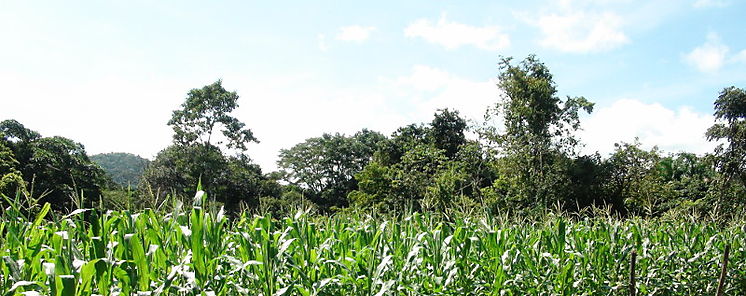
<box><xmin>1</xmin><ymin>0</ymin><xmax>745</xmax><ymax>171</ymax></box>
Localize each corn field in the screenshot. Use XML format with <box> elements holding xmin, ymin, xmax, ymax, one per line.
<box><xmin>0</xmin><ymin>193</ymin><xmax>744</xmax><ymax>295</ymax></box>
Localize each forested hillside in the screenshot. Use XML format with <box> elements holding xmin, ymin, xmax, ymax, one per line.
<box><xmin>90</xmin><ymin>152</ymin><xmax>149</xmax><ymax>188</ymax></box>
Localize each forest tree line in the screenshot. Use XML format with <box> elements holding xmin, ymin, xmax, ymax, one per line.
<box><xmin>1</xmin><ymin>56</ymin><xmax>744</xmax><ymax>219</ymax></box>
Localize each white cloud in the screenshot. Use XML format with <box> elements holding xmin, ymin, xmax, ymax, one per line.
<box><xmin>394</xmin><ymin>65</ymin><xmax>499</xmax><ymax>122</ymax></box>
<box><xmin>693</xmin><ymin>0</ymin><xmax>729</xmax><ymax>8</ymax></box>
<box><xmin>683</xmin><ymin>33</ymin><xmax>729</xmax><ymax>73</ymax></box>
<box><xmin>404</xmin><ymin>15</ymin><xmax>510</xmax><ymax>51</ymax></box>
<box><xmin>335</xmin><ymin>25</ymin><xmax>376</xmax><ymax>42</ymax></box>
<box><xmin>534</xmin><ymin>11</ymin><xmax>629</xmax><ymax>53</ymax></box>
<box><xmin>579</xmin><ymin>99</ymin><xmax>716</xmax><ymax>156</ymax></box>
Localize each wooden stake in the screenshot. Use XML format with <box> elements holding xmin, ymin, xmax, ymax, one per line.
<box><xmin>715</xmin><ymin>244</ymin><xmax>730</xmax><ymax>296</ymax></box>
<box><xmin>630</xmin><ymin>250</ymin><xmax>636</xmax><ymax>296</ymax></box>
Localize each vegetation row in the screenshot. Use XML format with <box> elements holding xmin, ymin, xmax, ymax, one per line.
<box><xmin>1</xmin><ymin>193</ymin><xmax>743</xmax><ymax>295</ymax></box>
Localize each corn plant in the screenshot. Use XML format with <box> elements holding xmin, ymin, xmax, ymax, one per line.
<box><xmin>0</xmin><ymin>192</ymin><xmax>744</xmax><ymax>295</ymax></box>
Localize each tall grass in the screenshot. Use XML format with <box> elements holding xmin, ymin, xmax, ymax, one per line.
<box><xmin>0</xmin><ymin>191</ymin><xmax>743</xmax><ymax>295</ymax></box>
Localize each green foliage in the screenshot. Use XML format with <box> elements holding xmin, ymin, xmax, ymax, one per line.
<box><xmin>351</xmin><ymin>110</ymin><xmax>491</xmax><ymax>215</ymax></box>
<box><xmin>25</xmin><ymin>137</ymin><xmax>108</xmax><ymax>210</ymax></box>
<box><xmin>392</xmin><ymin>144</ymin><xmax>448</xmax><ymax>208</ymax></box>
<box><xmin>603</xmin><ymin>140</ymin><xmax>668</xmax><ymax>216</ymax></box>
<box><xmin>597</xmin><ymin>142</ymin><xmax>723</xmax><ymax>218</ymax></box>
<box><xmin>376</xmin><ymin>109</ymin><xmax>466</xmax><ymax>166</ymax></box>
<box><xmin>6</xmin><ymin>56</ymin><xmax>744</xmax><ymax>224</ymax></box>
<box><xmin>481</xmin><ymin>55</ymin><xmax>594</xmax><ymax>212</ymax></box>
<box><xmin>4</xmin><ymin>58</ymin><xmax>746</xmax><ymax>293</ymax></box>
<box><xmin>428</xmin><ymin>108</ymin><xmax>467</xmax><ymax>158</ymax></box>
<box><xmin>221</xmin><ymin>154</ymin><xmax>275</xmax><ymax>210</ymax></box>
<box><xmin>487</xmin><ymin>56</ymin><xmax>594</xmax><ymax>154</ymax></box>
<box><xmin>1</xmin><ymin>119</ymin><xmax>108</xmax><ymax>211</ymax></box>
<box><xmin>563</xmin><ymin>154</ymin><xmax>610</xmax><ymax>212</ymax></box>
<box><xmin>278</xmin><ymin>130</ymin><xmax>385</xmax><ymax>210</ymax></box>
<box><xmin>348</xmin><ymin>161</ymin><xmax>394</xmax><ymax>212</ymax></box>
<box><xmin>423</xmin><ymin>165</ymin><xmax>469</xmax><ymax>214</ymax></box>
<box><xmin>259</xmin><ymin>188</ymin><xmax>317</xmax><ymax>218</ymax></box>
<box><xmin>706</xmin><ymin>86</ymin><xmax>746</xmax><ymax>185</ymax></box>
<box><xmin>656</xmin><ymin>153</ymin><xmax>717</xmax><ymax>213</ymax></box>
<box><xmin>141</xmin><ymin>144</ymin><xmax>224</xmax><ymax>196</ymax></box>
<box><xmin>90</xmin><ymin>152</ymin><xmax>149</xmax><ymax>188</ymax></box>
<box><xmin>705</xmin><ymin>86</ymin><xmax>746</xmax><ymax>217</ymax></box>
<box><xmin>374</xmin><ymin>123</ymin><xmax>428</xmax><ymax>166</ymax></box>
<box><xmin>0</xmin><ymin>119</ymin><xmax>41</xmax><ymax>143</ymax></box>
<box><xmin>141</xmin><ymin>144</ymin><xmax>271</xmax><ymax>213</ymax></box>
<box><xmin>0</xmin><ymin>201</ymin><xmax>743</xmax><ymax>295</ymax></box>
<box><xmin>139</xmin><ymin>80</ymin><xmax>276</xmax><ymax>214</ymax></box>
<box><xmin>0</xmin><ymin>136</ymin><xmax>22</xmax><ymax>194</ymax></box>
<box><xmin>168</xmin><ymin>80</ymin><xmax>257</xmax><ymax>151</ymax></box>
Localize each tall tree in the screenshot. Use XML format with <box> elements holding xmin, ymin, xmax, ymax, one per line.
<box><xmin>706</xmin><ymin>86</ymin><xmax>746</xmax><ymax>186</ymax></box>
<box><xmin>168</xmin><ymin>80</ymin><xmax>257</xmax><ymax>151</ymax></box>
<box><xmin>704</xmin><ymin>86</ymin><xmax>746</xmax><ymax>216</ymax></box>
<box><xmin>142</xmin><ymin>81</ymin><xmax>270</xmax><ymax>213</ymax></box>
<box><xmin>483</xmin><ymin>55</ymin><xmax>594</xmax><ymax>209</ymax></box>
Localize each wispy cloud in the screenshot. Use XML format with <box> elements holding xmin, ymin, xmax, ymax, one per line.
<box><xmin>683</xmin><ymin>33</ymin><xmax>729</xmax><ymax>73</ymax></box>
<box><xmin>335</xmin><ymin>25</ymin><xmax>376</xmax><ymax>42</ymax></box>
<box><xmin>519</xmin><ymin>0</ymin><xmax>688</xmax><ymax>54</ymax></box>
<box><xmin>532</xmin><ymin>10</ymin><xmax>628</xmax><ymax>53</ymax></box>
<box><xmin>404</xmin><ymin>15</ymin><xmax>510</xmax><ymax>51</ymax></box>
<box><xmin>393</xmin><ymin>65</ymin><xmax>499</xmax><ymax>120</ymax></box>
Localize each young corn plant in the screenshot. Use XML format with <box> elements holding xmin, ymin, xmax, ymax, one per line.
<box><xmin>0</xmin><ymin>189</ymin><xmax>744</xmax><ymax>295</ymax></box>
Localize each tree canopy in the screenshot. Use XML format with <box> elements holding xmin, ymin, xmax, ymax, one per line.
<box><xmin>0</xmin><ymin>120</ymin><xmax>108</xmax><ymax>211</ymax></box>
<box><xmin>278</xmin><ymin>129</ymin><xmax>385</xmax><ymax>210</ymax></box>
<box><xmin>168</xmin><ymin>80</ymin><xmax>257</xmax><ymax>152</ymax></box>
<box><xmin>706</xmin><ymin>86</ymin><xmax>746</xmax><ymax>186</ymax></box>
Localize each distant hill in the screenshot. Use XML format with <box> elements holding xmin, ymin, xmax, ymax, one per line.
<box><xmin>91</xmin><ymin>152</ymin><xmax>150</xmax><ymax>187</ymax></box>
